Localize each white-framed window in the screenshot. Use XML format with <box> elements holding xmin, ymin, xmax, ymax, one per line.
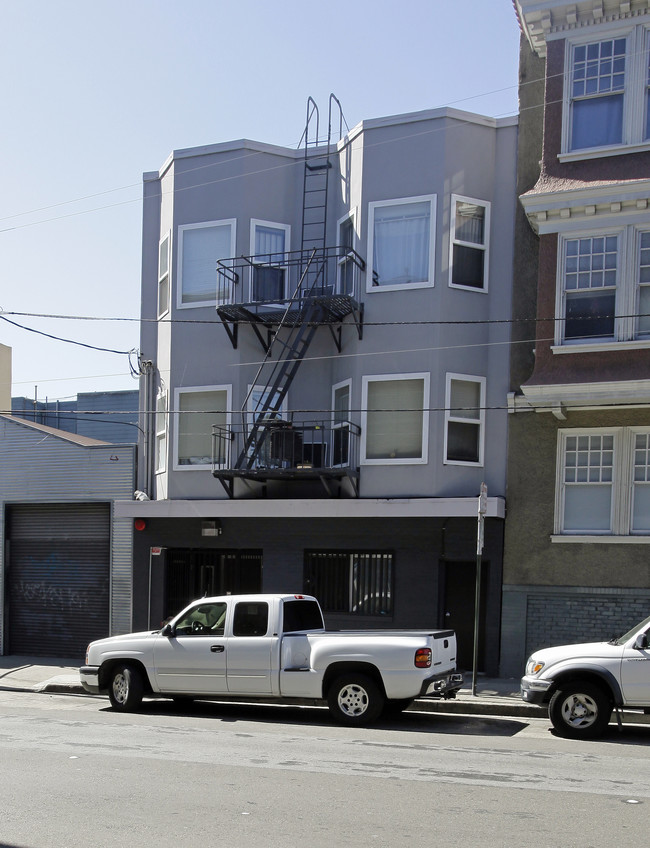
<box><xmin>158</xmin><ymin>233</ymin><xmax>170</xmax><ymax>318</ymax></box>
<box><xmin>155</xmin><ymin>390</ymin><xmax>167</xmax><ymax>473</ymax></box>
<box><xmin>337</xmin><ymin>212</ymin><xmax>356</xmax><ymax>296</ymax></box>
<box><xmin>449</xmin><ymin>195</ymin><xmax>490</xmax><ymax>292</ymax></box>
<box><xmin>332</xmin><ymin>378</ymin><xmax>351</xmax><ymax>467</ymax></box>
<box><xmin>563</xmin><ymin>26</ymin><xmax>650</xmax><ymax>155</ymax></box>
<box><xmin>177</xmin><ymin>220</ymin><xmax>236</xmax><ymax>308</ymax></box>
<box><xmin>250</xmin><ymin>219</ymin><xmax>290</xmax><ymax>302</ymax></box>
<box><xmin>556</xmin><ymin>428</ymin><xmax>650</xmax><ymax>535</ymax></box>
<box><xmin>367</xmin><ymin>195</ymin><xmax>436</xmax><ymax>292</ymax></box>
<box><xmin>174</xmin><ymin>385</ymin><xmax>230</xmax><ymax>469</ymax></box>
<box><xmin>444</xmin><ymin>374</ymin><xmax>485</xmax><ymax>466</ymax></box>
<box><xmin>556</xmin><ymin>227</ymin><xmax>650</xmax><ymax>346</ymax></box>
<box><xmin>361</xmin><ymin>373</ymin><xmax>429</xmax><ymax>465</ymax></box>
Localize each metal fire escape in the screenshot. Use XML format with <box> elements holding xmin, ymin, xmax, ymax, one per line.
<box><xmin>213</xmin><ymin>96</ymin><xmax>364</xmax><ymax>498</ymax></box>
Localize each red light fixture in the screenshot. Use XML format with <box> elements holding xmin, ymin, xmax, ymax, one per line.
<box><xmin>134</xmin><ymin>518</ymin><xmax>146</xmax><ymax>531</ymax></box>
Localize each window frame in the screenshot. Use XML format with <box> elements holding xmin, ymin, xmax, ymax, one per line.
<box><xmin>337</xmin><ymin>210</ymin><xmax>357</xmax><ymax>296</ymax></box>
<box><xmin>443</xmin><ymin>373</ymin><xmax>486</xmax><ymax>467</ymax></box>
<box><xmin>561</xmin><ymin>25</ymin><xmax>650</xmax><ymax>158</ymax></box>
<box><xmin>177</xmin><ymin>219</ymin><xmax>236</xmax><ymax>310</ymax></box>
<box><xmin>173</xmin><ymin>384</ymin><xmax>231</xmax><ymax>471</ymax></box>
<box><xmin>360</xmin><ymin>372</ymin><xmax>429</xmax><ymax>466</ymax></box>
<box><xmin>331</xmin><ymin>378</ymin><xmax>352</xmax><ymax>468</ymax></box>
<box><xmin>249</xmin><ymin>218</ymin><xmax>291</xmax><ymax>302</ymax></box>
<box><xmin>366</xmin><ymin>194</ymin><xmax>437</xmax><ymax>293</ymax></box>
<box><xmin>158</xmin><ymin>232</ymin><xmax>170</xmax><ymax>319</ymax></box>
<box><xmin>448</xmin><ymin>194</ymin><xmax>491</xmax><ymax>293</ymax></box>
<box><xmin>555</xmin><ymin>226</ymin><xmax>650</xmax><ymax>348</ymax></box>
<box><xmin>555</xmin><ymin>427</ymin><xmax>650</xmax><ymax>537</ymax></box>
<box><xmin>155</xmin><ymin>389</ymin><xmax>168</xmax><ymax>474</ymax></box>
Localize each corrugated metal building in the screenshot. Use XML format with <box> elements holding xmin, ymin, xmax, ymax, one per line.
<box><xmin>0</xmin><ymin>414</ymin><xmax>136</xmax><ymax>658</ymax></box>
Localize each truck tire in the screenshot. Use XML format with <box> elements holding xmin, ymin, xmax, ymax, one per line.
<box><xmin>327</xmin><ymin>673</ymin><xmax>384</xmax><ymax>726</ymax></box>
<box><xmin>548</xmin><ymin>680</ymin><xmax>612</xmax><ymax>739</ymax></box>
<box><xmin>108</xmin><ymin>663</ymin><xmax>144</xmax><ymax>712</ymax></box>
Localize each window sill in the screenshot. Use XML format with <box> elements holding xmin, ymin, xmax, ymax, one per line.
<box><xmin>552</xmin><ymin>340</ymin><xmax>650</xmax><ymax>354</ymax></box>
<box><xmin>449</xmin><ymin>282</ymin><xmax>488</xmax><ymax>294</ymax></box>
<box><xmin>367</xmin><ymin>281</ymin><xmax>434</xmax><ymax>293</ymax></box>
<box><xmin>558</xmin><ymin>141</ymin><xmax>650</xmax><ymax>163</ymax></box>
<box><xmin>551</xmin><ymin>534</ymin><xmax>650</xmax><ymax>544</ymax></box>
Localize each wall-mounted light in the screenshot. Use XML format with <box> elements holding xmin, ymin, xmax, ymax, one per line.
<box><xmin>134</xmin><ymin>518</ymin><xmax>146</xmax><ymax>531</ymax></box>
<box><xmin>202</xmin><ymin>519</ymin><xmax>222</xmax><ymax>537</ymax></box>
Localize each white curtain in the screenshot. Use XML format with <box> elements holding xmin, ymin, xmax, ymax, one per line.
<box><xmin>178</xmin><ymin>390</ymin><xmax>227</xmax><ymax>465</ymax></box>
<box><xmin>182</xmin><ymin>225</ymin><xmax>232</xmax><ymax>304</ymax></box>
<box><xmin>373</xmin><ymin>201</ymin><xmax>430</xmax><ymax>286</ymax></box>
<box><xmin>366</xmin><ymin>379</ymin><xmax>423</xmax><ymax>460</ymax></box>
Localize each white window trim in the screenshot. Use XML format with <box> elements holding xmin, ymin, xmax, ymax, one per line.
<box><xmin>360</xmin><ymin>372</ymin><xmax>429</xmax><ymax>466</ymax></box>
<box><xmin>332</xmin><ymin>378</ymin><xmax>352</xmax><ymax>468</ymax></box>
<box><xmin>337</xmin><ymin>210</ymin><xmax>357</xmax><ymax>295</ymax></box>
<box><xmin>158</xmin><ymin>232</ymin><xmax>170</xmax><ymax>319</ymax></box>
<box><xmin>366</xmin><ymin>195</ymin><xmax>437</xmax><ymax>293</ymax></box>
<box><xmin>155</xmin><ymin>389</ymin><xmax>168</xmax><ymax>474</ymax></box>
<box><xmin>561</xmin><ymin>24</ymin><xmax>649</xmax><ymax>158</ymax></box>
<box><xmin>249</xmin><ymin>219</ymin><xmax>291</xmax><ymax>302</ymax></box>
<box><xmin>176</xmin><ymin>219</ymin><xmax>237</xmax><ymax>310</ymax></box>
<box><xmin>555</xmin><ymin>225</ymin><xmax>650</xmax><ymax>347</ymax></box>
<box><xmin>554</xmin><ymin>427</ymin><xmax>650</xmax><ymax>537</ymax></box>
<box><xmin>443</xmin><ymin>373</ymin><xmax>486</xmax><ymax>467</ymax></box>
<box><xmin>173</xmin><ymin>384</ymin><xmax>232</xmax><ymax>471</ymax></box>
<box><xmin>448</xmin><ymin>194</ymin><xmax>491</xmax><ymax>294</ymax></box>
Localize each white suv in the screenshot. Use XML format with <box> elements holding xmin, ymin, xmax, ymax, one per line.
<box><xmin>521</xmin><ymin>614</ymin><xmax>650</xmax><ymax>738</ymax></box>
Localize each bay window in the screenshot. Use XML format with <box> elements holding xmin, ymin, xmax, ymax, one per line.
<box><xmin>158</xmin><ymin>233</ymin><xmax>170</xmax><ymax>318</ymax></box>
<box><xmin>556</xmin><ymin>428</ymin><xmax>650</xmax><ymax>536</ymax></box>
<box><xmin>175</xmin><ymin>386</ymin><xmax>230</xmax><ymax>468</ymax></box>
<box><xmin>565</xmin><ymin>27</ymin><xmax>650</xmax><ymax>155</ymax></box>
<box><xmin>178</xmin><ymin>221</ymin><xmax>235</xmax><ymax>307</ymax></box>
<box><xmin>367</xmin><ymin>195</ymin><xmax>436</xmax><ymax>291</ymax></box>
<box><xmin>362</xmin><ymin>374</ymin><xmax>428</xmax><ymax>464</ymax></box>
<box><xmin>449</xmin><ymin>196</ymin><xmax>490</xmax><ymax>291</ymax></box>
<box><xmin>444</xmin><ymin>374</ymin><xmax>485</xmax><ymax>465</ymax></box>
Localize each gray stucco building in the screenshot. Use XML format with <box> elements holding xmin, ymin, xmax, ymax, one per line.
<box><xmin>119</xmin><ymin>103</ymin><xmax>517</xmax><ymax>674</ymax></box>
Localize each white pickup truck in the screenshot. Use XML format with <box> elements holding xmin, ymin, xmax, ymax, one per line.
<box><xmin>520</xmin><ymin>613</ymin><xmax>650</xmax><ymax>738</ymax></box>
<box><xmin>80</xmin><ymin>593</ymin><xmax>463</xmax><ymax>725</ymax></box>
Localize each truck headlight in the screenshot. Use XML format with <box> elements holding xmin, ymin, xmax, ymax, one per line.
<box><xmin>526</xmin><ymin>658</ymin><xmax>545</xmax><ymax>676</ymax></box>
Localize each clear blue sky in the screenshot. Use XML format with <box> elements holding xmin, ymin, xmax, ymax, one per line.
<box><xmin>0</xmin><ymin>0</ymin><xmax>521</xmax><ymax>404</ymax></box>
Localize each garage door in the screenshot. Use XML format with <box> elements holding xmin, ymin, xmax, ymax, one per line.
<box><xmin>7</xmin><ymin>503</ymin><xmax>110</xmax><ymax>657</ymax></box>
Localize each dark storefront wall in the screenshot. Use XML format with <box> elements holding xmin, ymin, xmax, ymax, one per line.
<box><xmin>5</xmin><ymin>503</ymin><xmax>110</xmax><ymax>657</ymax></box>
<box><xmin>133</xmin><ymin>515</ymin><xmax>504</xmax><ymax>675</ymax></box>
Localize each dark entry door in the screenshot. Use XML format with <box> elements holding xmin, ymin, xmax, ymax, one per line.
<box><xmin>164</xmin><ymin>549</ymin><xmax>262</xmax><ymax>619</ymax></box>
<box><xmin>442</xmin><ymin>560</ymin><xmax>488</xmax><ymax>673</ymax></box>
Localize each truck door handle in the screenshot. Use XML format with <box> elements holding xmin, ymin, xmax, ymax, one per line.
<box><xmin>210</xmin><ymin>645</ymin><xmax>225</xmax><ymax>653</ymax></box>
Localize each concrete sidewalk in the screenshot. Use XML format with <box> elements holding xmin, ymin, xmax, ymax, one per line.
<box><xmin>0</xmin><ymin>654</ymin><xmax>541</xmax><ymax>717</ymax></box>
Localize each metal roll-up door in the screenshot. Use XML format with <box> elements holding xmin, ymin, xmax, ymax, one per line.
<box><xmin>7</xmin><ymin>503</ymin><xmax>110</xmax><ymax>657</ymax></box>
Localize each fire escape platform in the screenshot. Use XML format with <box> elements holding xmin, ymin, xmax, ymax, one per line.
<box><xmin>217</xmin><ymin>293</ymin><xmax>361</xmax><ymax>328</ymax></box>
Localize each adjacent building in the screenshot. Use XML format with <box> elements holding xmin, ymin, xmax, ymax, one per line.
<box><xmin>117</xmin><ymin>102</ymin><xmax>517</xmax><ymax>674</ymax></box>
<box><xmin>503</xmin><ymin>1</ymin><xmax>650</xmax><ymax>675</ymax></box>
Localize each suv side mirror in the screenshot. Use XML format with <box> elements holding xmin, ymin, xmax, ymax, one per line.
<box><xmin>634</xmin><ymin>633</ymin><xmax>649</xmax><ymax>650</ymax></box>
<box><xmin>161</xmin><ymin>623</ymin><xmax>174</xmax><ymax>638</ymax></box>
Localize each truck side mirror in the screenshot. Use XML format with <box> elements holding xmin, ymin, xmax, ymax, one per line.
<box><xmin>634</xmin><ymin>633</ymin><xmax>649</xmax><ymax>650</ymax></box>
<box><xmin>161</xmin><ymin>623</ymin><xmax>174</xmax><ymax>638</ymax></box>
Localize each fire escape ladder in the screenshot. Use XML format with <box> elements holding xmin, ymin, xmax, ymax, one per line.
<box><xmin>234</xmin><ymin>297</ymin><xmax>324</xmax><ymax>471</ymax></box>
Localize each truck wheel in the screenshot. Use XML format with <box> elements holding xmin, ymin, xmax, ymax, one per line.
<box><xmin>108</xmin><ymin>664</ymin><xmax>144</xmax><ymax>712</ymax></box>
<box><xmin>327</xmin><ymin>674</ymin><xmax>384</xmax><ymax>726</ymax></box>
<box><xmin>548</xmin><ymin>681</ymin><xmax>612</xmax><ymax>739</ymax></box>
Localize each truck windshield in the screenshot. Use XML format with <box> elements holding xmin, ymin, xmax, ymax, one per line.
<box><xmin>612</xmin><ymin>613</ymin><xmax>650</xmax><ymax>645</ymax></box>
<box><xmin>282</xmin><ymin>600</ymin><xmax>324</xmax><ymax>632</ymax></box>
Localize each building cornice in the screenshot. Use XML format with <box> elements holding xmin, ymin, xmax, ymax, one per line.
<box><xmin>514</xmin><ymin>1</ymin><xmax>650</xmax><ymax>57</ymax></box>
<box><xmin>509</xmin><ymin>379</ymin><xmax>650</xmax><ymax>415</ymax></box>
<box><xmin>520</xmin><ymin>178</ymin><xmax>650</xmax><ymax>233</ymax></box>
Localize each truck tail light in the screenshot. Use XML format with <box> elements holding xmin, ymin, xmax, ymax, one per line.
<box><xmin>414</xmin><ymin>648</ymin><xmax>432</xmax><ymax>668</ymax></box>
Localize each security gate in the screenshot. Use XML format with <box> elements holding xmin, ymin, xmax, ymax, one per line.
<box><xmin>6</xmin><ymin>503</ymin><xmax>110</xmax><ymax>657</ymax></box>
<box><xmin>164</xmin><ymin>549</ymin><xmax>262</xmax><ymax>619</ymax></box>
